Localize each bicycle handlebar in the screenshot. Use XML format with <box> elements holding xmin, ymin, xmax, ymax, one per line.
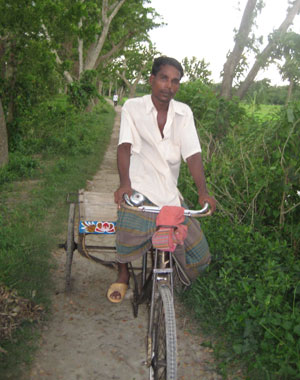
<box><xmin>123</xmin><ymin>193</ymin><xmax>211</xmax><ymax>217</ymax></box>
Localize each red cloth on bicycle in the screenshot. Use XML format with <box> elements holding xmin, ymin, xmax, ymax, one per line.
<box><xmin>152</xmin><ymin>206</ymin><xmax>188</xmax><ymax>252</ymax></box>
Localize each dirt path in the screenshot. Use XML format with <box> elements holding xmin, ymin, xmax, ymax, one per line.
<box><xmin>26</xmin><ymin>105</ymin><xmax>222</xmax><ymax>380</ymax></box>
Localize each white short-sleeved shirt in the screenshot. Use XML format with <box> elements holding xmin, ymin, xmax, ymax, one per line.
<box><xmin>118</xmin><ymin>95</ymin><xmax>201</xmax><ymax>206</ymax></box>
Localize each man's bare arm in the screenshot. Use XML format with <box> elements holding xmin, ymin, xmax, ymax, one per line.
<box><xmin>186</xmin><ymin>152</ymin><xmax>216</xmax><ymax>213</ymax></box>
<box><xmin>114</xmin><ymin>143</ymin><xmax>133</xmax><ymax>207</ymax></box>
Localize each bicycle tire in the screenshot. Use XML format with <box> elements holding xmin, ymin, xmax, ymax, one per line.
<box><xmin>65</xmin><ymin>203</ymin><xmax>75</xmax><ymax>291</ymax></box>
<box><xmin>150</xmin><ymin>284</ymin><xmax>177</xmax><ymax>380</ymax></box>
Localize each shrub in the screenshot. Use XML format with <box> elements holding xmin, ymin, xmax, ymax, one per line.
<box><xmin>178</xmin><ymin>85</ymin><xmax>300</xmax><ymax>377</ymax></box>
<box><xmin>67</xmin><ymin>70</ymin><xmax>100</xmax><ymax>110</ymax></box>
<box><xmin>0</xmin><ymin>153</ymin><xmax>40</xmax><ymax>185</ymax></box>
<box><xmin>176</xmin><ymin>80</ymin><xmax>246</xmax><ymax>139</ymax></box>
<box><xmin>10</xmin><ymin>95</ymin><xmax>111</xmax><ymax>157</ymax></box>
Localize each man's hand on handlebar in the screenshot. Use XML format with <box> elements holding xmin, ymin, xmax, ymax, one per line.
<box><xmin>114</xmin><ymin>186</ymin><xmax>133</xmax><ymax>208</ymax></box>
<box><xmin>198</xmin><ymin>193</ymin><xmax>217</xmax><ymax>214</ymax></box>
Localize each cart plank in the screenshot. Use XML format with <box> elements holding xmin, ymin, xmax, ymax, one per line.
<box><xmin>78</xmin><ymin>189</ymin><xmax>117</xmax><ymax>222</ymax></box>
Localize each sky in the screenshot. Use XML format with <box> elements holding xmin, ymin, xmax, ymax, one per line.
<box><xmin>149</xmin><ymin>0</ymin><xmax>300</xmax><ymax>85</ymax></box>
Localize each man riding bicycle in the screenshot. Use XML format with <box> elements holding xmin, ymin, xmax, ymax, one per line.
<box><xmin>107</xmin><ymin>56</ymin><xmax>216</xmax><ymax>303</ymax></box>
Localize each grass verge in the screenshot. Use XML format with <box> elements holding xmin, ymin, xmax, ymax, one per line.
<box><xmin>0</xmin><ymin>98</ymin><xmax>115</xmax><ymax>379</ymax></box>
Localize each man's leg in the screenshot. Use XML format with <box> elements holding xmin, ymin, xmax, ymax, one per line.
<box><xmin>174</xmin><ymin>217</ymin><xmax>211</xmax><ymax>283</ymax></box>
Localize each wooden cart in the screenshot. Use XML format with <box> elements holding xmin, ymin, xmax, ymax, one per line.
<box><xmin>65</xmin><ymin>189</ymin><xmax>118</xmax><ymax>291</ymax></box>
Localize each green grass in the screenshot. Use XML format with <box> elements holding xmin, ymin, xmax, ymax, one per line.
<box><xmin>242</xmin><ymin>103</ymin><xmax>282</xmax><ymax>121</ymax></box>
<box><xmin>0</xmin><ymin>98</ymin><xmax>115</xmax><ymax>378</ymax></box>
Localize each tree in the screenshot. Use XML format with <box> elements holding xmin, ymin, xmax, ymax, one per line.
<box><xmin>182</xmin><ymin>56</ymin><xmax>212</xmax><ymax>84</ymax></box>
<box><xmin>114</xmin><ymin>42</ymin><xmax>159</xmax><ymax>98</ymax></box>
<box><xmin>0</xmin><ymin>99</ymin><xmax>8</xmax><ymax>167</ymax></box>
<box><xmin>244</xmin><ymin>78</ymin><xmax>271</xmax><ymax>106</ymax></box>
<box><xmin>220</xmin><ymin>0</ymin><xmax>261</xmax><ymax>99</ymax></box>
<box><xmin>0</xmin><ymin>0</ymin><xmax>59</xmax><ymax>163</ymax></box>
<box><xmin>221</xmin><ymin>0</ymin><xmax>300</xmax><ymax>100</ymax></box>
<box><xmin>0</xmin><ymin>0</ymin><xmax>161</xmax><ymax>162</ymax></box>
<box><xmin>237</xmin><ymin>0</ymin><xmax>300</xmax><ymax>99</ymax></box>
<box><xmin>275</xmin><ymin>32</ymin><xmax>300</xmax><ymax>103</ymax></box>
<box><xmin>43</xmin><ymin>0</ymin><xmax>160</xmax><ymax>84</ymax></box>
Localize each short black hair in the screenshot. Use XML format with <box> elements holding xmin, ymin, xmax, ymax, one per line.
<box><xmin>151</xmin><ymin>56</ymin><xmax>184</xmax><ymax>79</ymax></box>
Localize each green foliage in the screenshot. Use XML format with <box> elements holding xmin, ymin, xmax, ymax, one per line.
<box><xmin>184</xmin><ymin>216</ymin><xmax>300</xmax><ymax>378</ymax></box>
<box><xmin>7</xmin><ymin>95</ymin><xmax>111</xmax><ymax>158</ymax></box>
<box><xmin>176</xmin><ymin>80</ymin><xmax>246</xmax><ymax>139</ymax></box>
<box><xmin>244</xmin><ymin>81</ymin><xmax>300</xmax><ymax>106</ymax></box>
<box><xmin>0</xmin><ymin>96</ymin><xmax>115</xmax><ymax>377</ymax></box>
<box><xmin>274</xmin><ymin>32</ymin><xmax>300</xmax><ymax>85</ymax></box>
<box><xmin>0</xmin><ymin>0</ymin><xmax>61</xmax><ymax>120</ymax></box>
<box><xmin>110</xmin><ymin>41</ymin><xmax>160</xmax><ymax>98</ymax></box>
<box><xmin>0</xmin><ymin>0</ymin><xmax>161</xmax><ymax>156</ymax></box>
<box><xmin>178</xmin><ymin>80</ymin><xmax>300</xmax><ymax>377</ymax></box>
<box><xmin>0</xmin><ymin>153</ymin><xmax>39</xmax><ymax>185</ymax></box>
<box><xmin>181</xmin><ymin>56</ymin><xmax>212</xmax><ymax>84</ymax></box>
<box><xmin>67</xmin><ymin>70</ymin><xmax>100</xmax><ymax>110</ymax></box>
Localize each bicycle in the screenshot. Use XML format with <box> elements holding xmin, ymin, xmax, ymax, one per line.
<box><xmin>123</xmin><ymin>192</ymin><xmax>211</xmax><ymax>380</ymax></box>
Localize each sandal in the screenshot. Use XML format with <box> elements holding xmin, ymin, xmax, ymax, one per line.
<box><xmin>107</xmin><ymin>282</ymin><xmax>128</xmax><ymax>303</ymax></box>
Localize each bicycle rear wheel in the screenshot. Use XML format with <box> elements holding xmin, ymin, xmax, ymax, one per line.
<box><xmin>150</xmin><ymin>284</ymin><xmax>177</xmax><ymax>380</ymax></box>
<box><xmin>65</xmin><ymin>203</ymin><xmax>75</xmax><ymax>291</ymax></box>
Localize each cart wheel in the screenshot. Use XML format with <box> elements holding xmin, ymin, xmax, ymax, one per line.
<box><xmin>65</xmin><ymin>203</ymin><xmax>75</xmax><ymax>291</ymax></box>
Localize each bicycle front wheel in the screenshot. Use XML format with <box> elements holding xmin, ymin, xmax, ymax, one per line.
<box><xmin>150</xmin><ymin>284</ymin><xmax>177</xmax><ymax>380</ymax></box>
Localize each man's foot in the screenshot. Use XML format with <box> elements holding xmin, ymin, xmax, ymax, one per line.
<box><xmin>107</xmin><ymin>283</ymin><xmax>128</xmax><ymax>303</ymax></box>
<box><xmin>107</xmin><ymin>263</ymin><xmax>130</xmax><ymax>303</ymax></box>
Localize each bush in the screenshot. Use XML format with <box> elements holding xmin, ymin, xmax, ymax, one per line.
<box><xmin>176</xmin><ymin>80</ymin><xmax>246</xmax><ymax>139</ymax></box>
<box><xmin>9</xmin><ymin>95</ymin><xmax>111</xmax><ymax>157</ymax></box>
<box><xmin>184</xmin><ymin>215</ymin><xmax>300</xmax><ymax>378</ymax></box>
<box><xmin>67</xmin><ymin>70</ymin><xmax>100</xmax><ymax>110</ymax></box>
<box><xmin>178</xmin><ymin>82</ymin><xmax>300</xmax><ymax>378</ymax></box>
<box><xmin>0</xmin><ymin>153</ymin><xmax>40</xmax><ymax>185</ymax></box>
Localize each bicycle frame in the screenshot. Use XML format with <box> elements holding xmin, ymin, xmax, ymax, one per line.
<box><xmin>128</xmin><ymin>248</ymin><xmax>174</xmax><ymax>310</ymax></box>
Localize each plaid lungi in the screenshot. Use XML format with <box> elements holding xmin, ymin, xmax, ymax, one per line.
<box><xmin>116</xmin><ymin>198</ymin><xmax>211</xmax><ymax>282</ymax></box>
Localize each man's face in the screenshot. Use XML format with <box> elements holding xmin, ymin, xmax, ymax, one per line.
<box><xmin>150</xmin><ymin>64</ymin><xmax>181</xmax><ymax>104</ymax></box>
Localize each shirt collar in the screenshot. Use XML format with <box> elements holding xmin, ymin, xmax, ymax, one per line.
<box><xmin>144</xmin><ymin>94</ymin><xmax>185</xmax><ymax>116</ymax></box>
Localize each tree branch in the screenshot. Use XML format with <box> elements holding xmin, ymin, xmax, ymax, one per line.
<box><xmin>42</xmin><ymin>24</ymin><xmax>73</xmax><ymax>83</ymax></box>
<box><xmin>94</xmin><ymin>32</ymin><xmax>133</xmax><ymax>68</ymax></box>
<box><xmin>221</xmin><ymin>0</ymin><xmax>258</xmax><ymax>99</ymax></box>
<box><xmin>236</xmin><ymin>0</ymin><xmax>300</xmax><ymax>99</ymax></box>
<box><xmin>84</xmin><ymin>0</ymin><xmax>126</xmax><ymax>71</ymax></box>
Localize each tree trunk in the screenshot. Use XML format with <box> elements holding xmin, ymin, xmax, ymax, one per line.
<box><xmin>42</xmin><ymin>24</ymin><xmax>74</xmax><ymax>83</ymax></box>
<box><xmin>0</xmin><ymin>98</ymin><xmax>8</xmax><ymax>167</ymax></box>
<box><xmin>78</xmin><ymin>17</ymin><xmax>83</xmax><ymax>78</ymax></box>
<box><xmin>236</xmin><ymin>0</ymin><xmax>300</xmax><ymax>99</ymax></box>
<box><xmin>98</xmin><ymin>80</ymin><xmax>103</xmax><ymax>96</ymax></box>
<box><xmin>220</xmin><ymin>0</ymin><xmax>258</xmax><ymax>99</ymax></box>
<box><xmin>119</xmin><ymin>87</ymin><xmax>124</xmax><ymax>100</ymax></box>
<box><xmin>285</xmin><ymin>78</ymin><xmax>294</xmax><ymax>104</ymax></box>
<box><xmin>128</xmin><ymin>72</ymin><xmax>143</xmax><ymax>98</ymax></box>
<box><xmin>108</xmin><ymin>82</ymin><xmax>113</xmax><ymax>98</ymax></box>
<box><xmin>84</xmin><ymin>0</ymin><xmax>126</xmax><ymax>71</ymax></box>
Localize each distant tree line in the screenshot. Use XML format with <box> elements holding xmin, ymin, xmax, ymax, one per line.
<box><xmin>1</xmin><ymin>0</ymin><xmax>300</xmax><ymax>168</ymax></box>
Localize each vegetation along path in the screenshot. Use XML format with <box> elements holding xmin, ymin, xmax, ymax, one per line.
<box><xmin>25</xmin><ymin>105</ymin><xmax>222</xmax><ymax>380</ymax></box>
